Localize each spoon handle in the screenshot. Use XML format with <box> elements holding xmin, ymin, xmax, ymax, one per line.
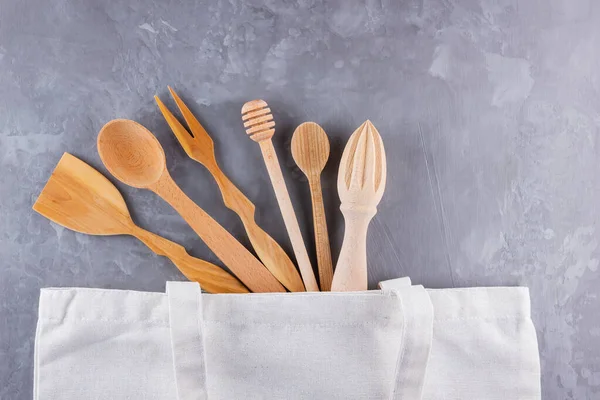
<box><xmin>150</xmin><ymin>172</ymin><xmax>286</xmax><ymax>293</ymax></box>
<box><xmin>132</xmin><ymin>226</ymin><xmax>249</xmax><ymax>293</ymax></box>
<box><xmin>308</xmin><ymin>178</ymin><xmax>333</xmax><ymax>291</ymax></box>
<box><xmin>331</xmin><ymin>207</ymin><xmax>375</xmax><ymax>291</ymax></box>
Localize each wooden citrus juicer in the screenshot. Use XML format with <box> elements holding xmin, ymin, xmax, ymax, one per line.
<box><xmin>155</xmin><ymin>88</ymin><xmax>305</xmax><ymax>292</ymax></box>
<box><xmin>241</xmin><ymin>100</ymin><xmax>319</xmax><ymax>291</ymax></box>
<box><xmin>33</xmin><ymin>153</ymin><xmax>248</xmax><ymax>293</ymax></box>
<box><xmin>97</xmin><ymin>119</ymin><xmax>285</xmax><ymax>293</ymax></box>
<box><xmin>331</xmin><ymin>121</ymin><xmax>387</xmax><ymax>292</ymax></box>
<box><xmin>291</xmin><ymin>122</ymin><xmax>333</xmax><ymax>291</ymax></box>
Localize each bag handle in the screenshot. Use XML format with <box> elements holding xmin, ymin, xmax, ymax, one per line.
<box><xmin>167</xmin><ymin>282</ymin><xmax>208</xmax><ymax>400</ymax></box>
<box><xmin>379</xmin><ymin>277</ymin><xmax>412</xmax><ymax>290</ymax></box>
<box><xmin>380</xmin><ymin>279</ymin><xmax>434</xmax><ymax>400</ymax></box>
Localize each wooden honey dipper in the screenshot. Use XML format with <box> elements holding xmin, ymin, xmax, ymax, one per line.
<box><xmin>241</xmin><ymin>100</ymin><xmax>319</xmax><ymax>291</ymax></box>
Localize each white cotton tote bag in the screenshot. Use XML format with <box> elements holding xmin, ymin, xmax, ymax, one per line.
<box><xmin>34</xmin><ymin>277</ymin><xmax>541</xmax><ymax>399</ymax></box>
<box><xmin>34</xmin><ymin>281</ymin><xmax>434</xmax><ymax>400</ymax></box>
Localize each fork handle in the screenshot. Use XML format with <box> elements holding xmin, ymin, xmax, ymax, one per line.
<box><xmin>208</xmin><ymin>166</ymin><xmax>305</xmax><ymax>292</ymax></box>
<box><xmin>208</xmin><ymin>164</ymin><xmax>256</xmax><ymax>220</ymax></box>
<box><xmin>132</xmin><ymin>226</ymin><xmax>249</xmax><ymax>293</ymax></box>
<box><xmin>331</xmin><ymin>207</ymin><xmax>376</xmax><ymax>292</ymax></box>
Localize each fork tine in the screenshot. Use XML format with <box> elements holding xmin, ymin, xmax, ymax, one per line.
<box><xmin>154</xmin><ymin>95</ymin><xmax>196</xmax><ymax>157</ymax></box>
<box><xmin>168</xmin><ymin>86</ymin><xmax>211</xmax><ymax>144</ymax></box>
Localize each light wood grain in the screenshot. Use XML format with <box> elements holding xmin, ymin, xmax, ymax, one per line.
<box><xmin>32</xmin><ymin>153</ymin><xmax>249</xmax><ymax>293</ymax></box>
<box><xmin>97</xmin><ymin>119</ymin><xmax>286</xmax><ymax>293</ymax></box>
<box><xmin>155</xmin><ymin>89</ymin><xmax>305</xmax><ymax>292</ymax></box>
<box><xmin>331</xmin><ymin>120</ymin><xmax>387</xmax><ymax>292</ymax></box>
<box><xmin>291</xmin><ymin>122</ymin><xmax>333</xmax><ymax>291</ymax></box>
<box><xmin>242</xmin><ymin>100</ymin><xmax>319</xmax><ymax>291</ymax></box>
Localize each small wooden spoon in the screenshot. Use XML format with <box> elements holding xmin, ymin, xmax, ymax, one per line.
<box><xmin>97</xmin><ymin>119</ymin><xmax>285</xmax><ymax>293</ymax></box>
<box><xmin>33</xmin><ymin>153</ymin><xmax>248</xmax><ymax>293</ymax></box>
<box><xmin>291</xmin><ymin>122</ymin><xmax>333</xmax><ymax>291</ymax></box>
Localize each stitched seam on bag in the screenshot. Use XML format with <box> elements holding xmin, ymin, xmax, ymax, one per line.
<box><xmin>33</xmin><ymin>313</ymin><xmax>42</xmax><ymax>399</ymax></box>
<box><xmin>39</xmin><ymin>317</ymin><xmax>169</xmax><ymax>325</ymax></box>
<box><xmin>39</xmin><ymin>316</ymin><xmax>523</xmax><ymax>325</ymax></box>
<box><xmin>44</xmin><ymin>289</ymin><xmax>165</xmax><ymax>297</ymax></box>
<box><xmin>204</xmin><ymin>320</ymin><xmax>399</xmax><ymax>327</ymax></box>
<box><xmin>426</xmin><ymin>287</ymin><xmax>525</xmax><ymax>292</ymax></box>
<box><xmin>38</xmin><ymin>318</ymin><xmax>404</xmax><ymax>326</ymax></box>
<box><xmin>434</xmin><ymin>316</ymin><xmax>526</xmax><ymax>322</ymax></box>
<box><xmin>207</xmin><ymin>292</ymin><xmax>385</xmax><ymax>298</ymax></box>
<box><xmin>390</xmin><ymin>291</ymin><xmax>407</xmax><ymax>399</ymax></box>
<box><xmin>194</xmin><ymin>285</ymin><xmax>209</xmax><ymax>399</ymax></box>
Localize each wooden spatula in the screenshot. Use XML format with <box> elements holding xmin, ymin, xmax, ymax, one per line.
<box><xmin>33</xmin><ymin>152</ymin><xmax>249</xmax><ymax>293</ymax></box>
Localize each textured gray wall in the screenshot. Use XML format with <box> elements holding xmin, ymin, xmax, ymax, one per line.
<box><xmin>1</xmin><ymin>0</ymin><xmax>599</xmax><ymax>398</ymax></box>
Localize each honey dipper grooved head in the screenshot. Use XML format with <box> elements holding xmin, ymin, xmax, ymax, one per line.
<box><xmin>241</xmin><ymin>99</ymin><xmax>275</xmax><ymax>142</ymax></box>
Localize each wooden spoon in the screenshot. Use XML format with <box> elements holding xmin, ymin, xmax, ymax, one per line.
<box><xmin>331</xmin><ymin>120</ymin><xmax>387</xmax><ymax>291</ymax></box>
<box><xmin>291</xmin><ymin>122</ymin><xmax>333</xmax><ymax>291</ymax></box>
<box><xmin>97</xmin><ymin>119</ymin><xmax>285</xmax><ymax>293</ymax></box>
<box><xmin>33</xmin><ymin>153</ymin><xmax>248</xmax><ymax>293</ymax></box>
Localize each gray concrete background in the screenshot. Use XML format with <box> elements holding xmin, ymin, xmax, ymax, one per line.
<box><xmin>1</xmin><ymin>0</ymin><xmax>599</xmax><ymax>398</ymax></box>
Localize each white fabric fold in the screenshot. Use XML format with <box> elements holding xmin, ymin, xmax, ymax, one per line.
<box><xmin>35</xmin><ymin>288</ymin><xmax>176</xmax><ymax>400</ymax></box>
<box><xmin>423</xmin><ymin>287</ymin><xmax>541</xmax><ymax>400</ymax></box>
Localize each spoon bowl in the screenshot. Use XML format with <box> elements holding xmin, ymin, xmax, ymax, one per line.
<box><xmin>291</xmin><ymin>122</ymin><xmax>330</xmax><ymax>177</ymax></box>
<box><xmin>97</xmin><ymin>119</ymin><xmax>166</xmax><ymax>188</ymax></box>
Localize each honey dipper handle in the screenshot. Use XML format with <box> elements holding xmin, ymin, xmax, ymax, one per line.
<box><xmin>132</xmin><ymin>226</ymin><xmax>249</xmax><ymax>293</ymax></box>
<box><xmin>331</xmin><ymin>207</ymin><xmax>375</xmax><ymax>292</ymax></box>
<box><xmin>149</xmin><ymin>172</ymin><xmax>285</xmax><ymax>293</ymax></box>
<box><xmin>258</xmin><ymin>140</ymin><xmax>319</xmax><ymax>291</ymax></box>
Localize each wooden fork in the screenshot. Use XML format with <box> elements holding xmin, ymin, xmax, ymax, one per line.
<box><xmin>155</xmin><ymin>87</ymin><xmax>305</xmax><ymax>292</ymax></box>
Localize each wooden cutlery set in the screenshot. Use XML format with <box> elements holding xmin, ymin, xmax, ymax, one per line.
<box><xmin>33</xmin><ymin>89</ymin><xmax>387</xmax><ymax>293</ymax></box>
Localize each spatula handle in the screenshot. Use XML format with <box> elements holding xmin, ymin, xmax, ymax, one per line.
<box><xmin>150</xmin><ymin>172</ymin><xmax>286</xmax><ymax>293</ymax></box>
<box><xmin>331</xmin><ymin>208</ymin><xmax>375</xmax><ymax>292</ymax></box>
<box><xmin>132</xmin><ymin>226</ymin><xmax>249</xmax><ymax>293</ymax></box>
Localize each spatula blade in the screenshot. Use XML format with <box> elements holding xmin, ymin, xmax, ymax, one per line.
<box><xmin>33</xmin><ymin>153</ymin><xmax>132</xmax><ymax>236</ymax></box>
